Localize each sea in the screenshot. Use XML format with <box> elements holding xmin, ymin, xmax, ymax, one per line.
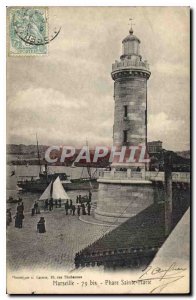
<box><xmin>6</xmin><ymin>165</ymin><xmax>99</xmax><ymax>213</ymax></box>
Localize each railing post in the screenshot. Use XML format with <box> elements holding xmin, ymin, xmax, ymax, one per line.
<box><xmin>141</xmin><ymin>168</ymin><xmax>145</xmax><ymax>179</ymax></box>
<box><xmin>164</xmin><ymin>152</ymin><xmax>173</xmax><ymax>237</ymax></box>
<box><xmin>111</xmin><ymin>168</ymin><xmax>115</xmax><ymax>179</ymax></box>
<box><xmin>127</xmin><ymin>169</ymin><xmax>131</xmax><ymax>179</ymax></box>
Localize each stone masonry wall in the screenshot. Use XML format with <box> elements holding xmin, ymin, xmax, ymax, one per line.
<box><xmin>113</xmin><ymin>77</ymin><xmax>147</xmax><ymax>147</ymax></box>
<box><xmin>95</xmin><ymin>182</ymin><xmax>154</xmax><ymax>223</ymax></box>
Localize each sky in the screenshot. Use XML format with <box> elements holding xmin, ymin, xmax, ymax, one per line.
<box><xmin>7</xmin><ymin>6</ymin><xmax>190</xmax><ymax>151</ymax></box>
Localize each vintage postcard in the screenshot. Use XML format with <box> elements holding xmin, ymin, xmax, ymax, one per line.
<box><xmin>6</xmin><ymin>6</ymin><xmax>190</xmax><ymax>294</ymax></box>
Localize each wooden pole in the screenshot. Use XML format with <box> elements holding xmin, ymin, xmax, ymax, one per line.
<box><xmin>164</xmin><ymin>152</ymin><xmax>173</xmax><ymax>236</ymax></box>
<box><xmin>36</xmin><ymin>133</ymin><xmax>42</xmax><ymax>175</ymax></box>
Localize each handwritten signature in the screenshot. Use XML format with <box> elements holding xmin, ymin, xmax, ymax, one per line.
<box><xmin>139</xmin><ymin>262</ymin><xmax>187</xmax><ymax>293</ymax></box>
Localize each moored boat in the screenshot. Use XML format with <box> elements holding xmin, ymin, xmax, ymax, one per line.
<box><xmin>7</xmin><ymin>196</ymin><xmax>22</xmax><ymax>204</ymax></box>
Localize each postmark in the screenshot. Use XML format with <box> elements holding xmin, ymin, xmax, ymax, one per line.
<box><xmin>9</xmin><ymin>7</ymin><xmax>48</xmax><ymax>56</ymax></box>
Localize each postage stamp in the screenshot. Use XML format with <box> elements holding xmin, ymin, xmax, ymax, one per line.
<box><xmin>8</xmin><ymin>7</ymin><xmax>48</xmax><ymax>56</ymax></box>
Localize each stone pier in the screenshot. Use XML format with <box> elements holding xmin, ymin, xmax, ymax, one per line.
<box><xmin>95</xmin><ymin>170</ymin><xmax>154</xmax><ymax>223</ymax></box>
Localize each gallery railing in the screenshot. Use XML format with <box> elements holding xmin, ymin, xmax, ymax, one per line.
<box><xmin>99</xmin><ymin>170</ymin><xmax>190</xmax><ymax>183</ymax></box>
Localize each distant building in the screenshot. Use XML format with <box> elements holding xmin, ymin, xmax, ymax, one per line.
<box><xmin>147</xmin><ymin>140</ymin><xmax>163</xmax><ymax>154</ymax></box>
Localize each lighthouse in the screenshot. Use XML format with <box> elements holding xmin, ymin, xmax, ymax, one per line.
<box><xmin>95</xmin><ymin>25</ymin><xmax>154</xmax><ymax>223</ymax></box>
<box><xmin>112</xmin><ymin>26</ymin><xmax>151</xmax><ymax>149</ymax></box>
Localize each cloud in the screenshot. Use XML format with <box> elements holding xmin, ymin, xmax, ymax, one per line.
<box><xmin>152</xmin><ymin>61</ymin><xmax>189</xmax><ymax>78</ymax></box>
<box><xmin>148</xmin><ymin>112</ymin><xmax>189</xmax><ymax>150</ymax></box>
<box><xmin>7</xmin><ymin>7</ymin><xmax>190</xmax><ymax>151</ymax></box>
<box><xmin>7</xmin><ymin>88</ymin><xmax>113</xmax><ymax>147</ymax></box>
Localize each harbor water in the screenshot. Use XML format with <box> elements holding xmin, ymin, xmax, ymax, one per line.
<box><xmin>7</xmin><ymin>165</ymin><xmax>99</xmax><ymax>213</ymax></box>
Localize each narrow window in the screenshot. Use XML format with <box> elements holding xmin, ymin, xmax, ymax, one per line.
<box><xmin>124</xmin><ymin>105</ymin><xmax>128</xmax><ymax>117</ymax></box>
<box><xmin>123</xmin><ymin>130</ymin><xmax>128</xmax><ymax>143</ymax></box>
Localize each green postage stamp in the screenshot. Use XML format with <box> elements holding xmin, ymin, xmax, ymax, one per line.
<box><xmin>8</xmin><ymin>7</ymin><xmax>48</xmax><ymax>56</ymax></box>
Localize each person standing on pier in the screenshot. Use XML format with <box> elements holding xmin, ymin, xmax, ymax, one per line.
<box><xmin>65</xmin><ymin>200</ymin><xmax>69</xmax><ymax>215</ymax></box>
<box><xmin>72</xmin><ymin>204</ymin><xmax>76</xmax><ymax>216</ymax></box>
<box><xmin>6</xmin><ymin>208</ymin><xmax>12</xmax><ymax>226</ymax></box>
<box><xmin>21</xmin><ymin>201</ymin><xmax>24</xmax><ymax>213</ymax></box>
<box><xmin>14</xmin><ymin>212</ymin><xmax>19</xmax><ymax>228</ymax></box>
<box><xmin>21</xmin><ymin>201</ymin><xmax>24</xmax><ymax>219</ymax></box>
<box><xmin>81</xmin><ymin>203</ymin><xmax>86</xmax><ymax>215</ymax></box>
<box><xmin>44</xmin><ymin>199</ymin><xmax>49</xmax><ymax>211</ymax></box>
<box><xmin>88</xmin><ymin>191</ymin><xmax>92</xmax><ymax>202</ymax></box>
<box><xmin>14</xmin><ymin>213</ymin><xmax>20</xmax><ymax>228</ymax></box>
<box><xmin>31</xmin><ymin>207</ymin><xmax>35</xmax><ymax>216</ymax></box>
<box><xmin>18</xmin><ymin>214</ymin><xmax>23</xmax><ymax>228</ymax></box>
<box><xmin>77</xmin><ymin>205</ymin><xmax>80</xmax><ymax>217</ymax></box>
<box><xmin>69</xmin><ymin>199</ymin><xmax>73</xmax><ymax>215</ymax></box>
<box><xmin>37</xmin><ymin>217</ymin><xmax>46</xmax><ymax>233</ymax></box>
<box><xmin>87</xmin><ymin>203</ymin><xmax>91</xmax><ymax>216</ymax></box>
<box><xmin>49</xmin><ymin>198</ymin><xmax>53</xmax><ymax>211</ymax></box>
<box><xmin>14</xmin><ymin>212</ymin><xmax>23</xmax><ymax>228</ymax></box>
<box><xmin>17</xmin><ymin>202</ymin><xmax>22</xmax><ymax>213</ymax></box>
<box><xmin>34</xmin><ymin>201</ymin><xmax>39</xmax><ymax>214</ymax></box>
<box><xmin>17</xmin><ymin>202</ymin><xmax>24</xmax><ymax>220</ymax></box>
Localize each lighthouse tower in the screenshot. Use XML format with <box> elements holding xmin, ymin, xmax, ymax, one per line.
<box><xmin>95</xmin><ymin>26</ymin><xmax>154</xmax><ymax>223</ymax></box>
<box><xmin>112</xmin><ymin>26</ymin><xmax>151</xmax><ymax>150</ymax></box>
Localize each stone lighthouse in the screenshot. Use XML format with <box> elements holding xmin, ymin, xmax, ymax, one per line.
<box><xmin>95</xmin><ymin>26</ymin><xmax>154</xmax><ymax>223</ymax></box>
<box><xmin>112</xmin><ymin>26</ymin><xmax>151</xmax><ymax>150</ymax></box>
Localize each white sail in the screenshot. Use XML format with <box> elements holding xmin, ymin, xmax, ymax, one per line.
<box><xmin>52</xmin><ymin>176</ymin><xmax>70</xmax><ymax>200</ymax></box>
<box><xmin>39</xmin><ymin>181</ymin><xmax>52</xmax><ymax>200</ymax></box>
<box><xmin>39</xmin><ymin>176</ymin><xmax>70</xmax><ymax>201</ymax></box>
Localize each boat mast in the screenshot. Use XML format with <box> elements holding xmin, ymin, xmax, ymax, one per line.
<box><xmin>86</xmin><ymin>138</ymin><xmax>92</xmax><ymax>179</ymax></box>
<box><xmin>87</xmin><ymin>166</ymin><xmax>92</xmax><ymax>179</ymax></box>
<box><xmin>36</xmin><ymin>133</ymin><xmax>42</xmax><ymax>174</ymax></box>
<box><xmin>50</xmin><ymin>180</ymin><xmax>53</xmax><ymax>199</ymax></box>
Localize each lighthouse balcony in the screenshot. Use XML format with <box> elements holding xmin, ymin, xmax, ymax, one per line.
<box><xmin>112</xmin><ymin>59</ymin><xmax>150</xmax><ymax>72</ymax></box>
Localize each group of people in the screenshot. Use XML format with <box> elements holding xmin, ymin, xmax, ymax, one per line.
<box><xmin>76</xmin><ymin>191</ymin><xmax>92</xmax><ymax>204</ymax></box>
<box><xmin>44</xmin><ymin>198</ymin><xmax>62</xmax><ymax>211</ymax></box>
<box><xmin>64</xmin><ymin>199</ymin><xmax>91</xmax><ymax>216</ymax></box>
<box><xmin>41</xmin><ymin>191</ymin><xmax>92</xmax><ymax>217</ymax></box>
<box><xmin>7</xmin><ymin>191</ymin><xmax>93</xmax><ymax>233</ymax></box>
<box><xmin>7</xmin><ymin>201</ymin><xmax>46</xmax><ymax>234</ymax></box>
<box><xmin>6</xmin><ymin>203</ymin><xmax>24</xmax><ymax>228</ymax></box>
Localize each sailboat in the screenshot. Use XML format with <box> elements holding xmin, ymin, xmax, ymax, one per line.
<box><xmin>38</xmin><ymin>176</ymin><xmax>70</xmax><ymax>206</ymax></box>
<box><xmin>67</xmin><ymin>139</ymin><xmax>98</xmax><ymax>190</ymax></box>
